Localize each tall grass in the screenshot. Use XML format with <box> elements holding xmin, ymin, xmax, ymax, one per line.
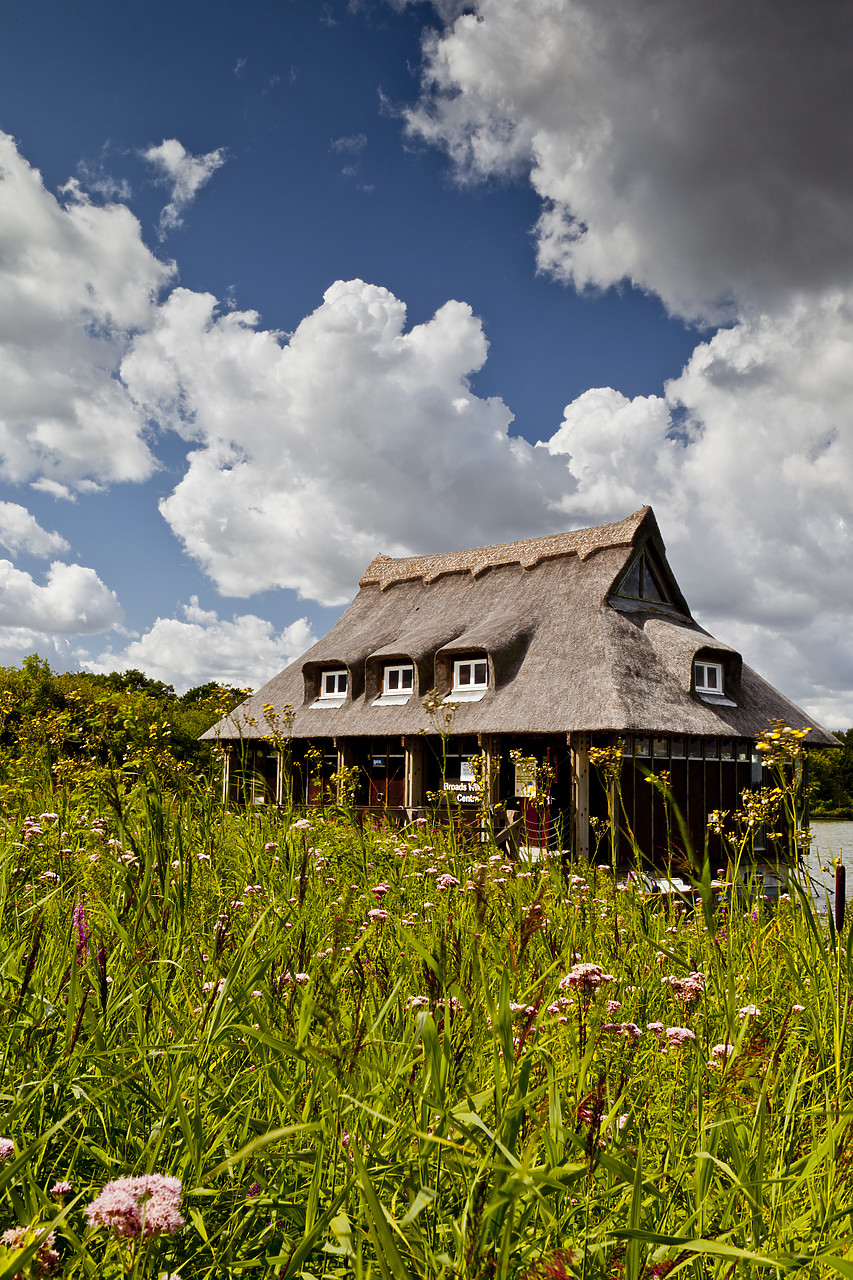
<box><xmin>0</xmin><ymin>759</ymin><xmax>852</xmax><ymax>1278</ymax></box>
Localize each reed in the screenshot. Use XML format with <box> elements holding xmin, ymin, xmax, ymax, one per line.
<box><xmin>0</xmin><ymin>745</ymin><xmax>849</xmax><ymax>1278</ymax></box>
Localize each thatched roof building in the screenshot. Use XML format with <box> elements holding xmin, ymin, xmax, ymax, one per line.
<box><xmin>206</xmin><ymin>506</ymin><xmax>833</xmax><ymax>862</ymax></box>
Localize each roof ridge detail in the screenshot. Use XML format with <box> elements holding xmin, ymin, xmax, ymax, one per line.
<box><xmin>359</xmin><ymin>508</ymin><xmax>651</xmax><ymax>591</ymax></box>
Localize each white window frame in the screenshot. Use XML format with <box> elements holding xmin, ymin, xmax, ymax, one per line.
<box><xmin>382</xmin><ymin>663</ymin><xmax>414</xmax><ymax>696</ymax></box>
<box><xmin>447</xmin><ymin>656</ymin><xmax>489</xmax><ymax>702</ymax></box>
<box><xmin>318</xmin><ymin>668</ymin><xmax>348</xmax><ymax>699</ymax></box>
<box><xmin>694</xmin><ymin>660</ymin><xmax>723</xmax><ymax>696</ymax></box>
<box><xmin>372</xmin><ymin>661</ymin><xmax>415</xmax><ymax>706</ymax></box>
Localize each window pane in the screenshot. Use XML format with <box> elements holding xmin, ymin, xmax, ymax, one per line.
<box><xmin>474</xmin><ymin>662</ymin><xmax>488</xmax><ymax>685</ymax></box>
<box><xmin>402</xmin><ymin>668</ymin><xmax>413</xmax><ymax>689</ymax></box>
<box><xmin>695</xmin><ymin>663</ymin><xmax>706</xmax><ymax>687</ymax></box>
<box><xmin>688</xmin><ymin>737</ymin><xmax>702</xmax><ymax>758</ymax></box>
<box><xmin>323</xmin><ymin>673</ymin><xmax>335</xmax><ymax>694</ymax></box>
<box><xmin>706</xmin><ymin>666</ymin><xmax>718</xmax><ymax>689</ymax></box>
<box><xmin>388</xmin><ymin>669</ymin><xmax>399</xmax><ymax>690</ymax></box>
<box><xmin>458</xmin><ymin>664</ymin><xmax>471</xmax><ymax>685</ymax></box>
<box><xmin>670</xmin><ymin>737</ymin><xmax>685</xmax><ymax>758</ymax></box>
<box><xmin>634</xmin><ymin>736</ymin><xmax>650</xmax><ymax>758</ymax></box>
<box><xmin>705</xmin><ymin>739</ymin><xmax>719</xmax><ymax>759</ymax></box>
<box><xmin>338</xmin><ymin>673</ymin><xmax>348</xmax><ymax>693</ymax></box>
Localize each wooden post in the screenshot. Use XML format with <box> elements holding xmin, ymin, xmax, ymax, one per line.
<box><xmin>404</xmin><ymin>736</ymin><xmax>424</xmax><ymax>809</ymax></box>
<box><xmin>275</xmin><ymin>751</ymin><xmax>284</xmax><ymax>807</ymax></box>
<box><xmin>221</xmin><ymin>747</ymin><xmax>230</xmax><ymax>807</ymax></box>
<box><xmin>572</xmin><ymin>733</ymin><xmax>590</xmax><ymax>861</ymax></box>
<box><xmin>335</xmin><ymin>739</ymin><xmax>356</xmax><ymax>804</ymax></box>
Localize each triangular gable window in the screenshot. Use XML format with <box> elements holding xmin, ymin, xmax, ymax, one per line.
<box><xmin>615</xmin><ymin>550</ymin><xmax>673</xmax><ymax>605</ymax></box>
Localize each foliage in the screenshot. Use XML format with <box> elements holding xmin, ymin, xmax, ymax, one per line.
<box><xmin>810</xmin><ymin>729</ymin><xmax>853</xmax><ymax>819</ymax></box>
<box><xmin>0</xmin><ymin>731</ymin><xmax>852</xmax><ymax>1275</ymax></box>
<box><xmin>0</xmin><ymin>655</ymin><xmax>247</xmax><ymax>805</ymax></box>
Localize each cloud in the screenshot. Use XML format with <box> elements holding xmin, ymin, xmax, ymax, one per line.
<box><xmin>404</xmin><ymin>0</ymin><xmax>853</xmax><ymax>322</ymax></box>
<box><xmin>0</xmin><ymin>132</ymin><xmax>170</xmax><ymax>492</ymax></box>
<box><xmin>0</xmin><ymin>560</ymin><xmax>122</xmax><ymax>633</ymax></box>
<box><xmin>541</xmin><ymin>290</ymin><xmax>853</xmax><ymax>722</ymax></box>
<box><xmin>0</xmin><ymin>503</ymin><xmax>69</xmax><ymax>557</ymax></box>
<box><xmin>2</xmin><ymin>127</ymin><xmax>853</xmax><ymax>719</ymax></box>
<box><xmin>331</xmin><ymin>133</ymin><xmax>367</xmax><ymax>154</ymax></box>
<box><xmin>143</xmin><ymin>139</ymin><xmax>227</xmax><ymax>239</ymax></box>
<box><xmin>85</xmin><ymin>598</ymin><xmax>315</xmax><ymax>694</ymax></box>
<box><xmin>120</xmin><ymin>278</ymin><xmax>567</xmax><ymax>604</ymax></box>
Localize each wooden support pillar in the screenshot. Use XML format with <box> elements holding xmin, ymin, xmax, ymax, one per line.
<box><xmin>404</xmin><ymin>736</ymin><xmax>425</xmax><ymax>808</ymax></box>
<box><xmin>572</xmin><ymin>733</ymin><xmax>590</xmax><ymax>861</ymax></box>
<box><xmin>335</xmin><ymin>739</ymin><xmax>357</xmax><ymax>804</ymax></box>
<box><xmin>479</xmin><ymin>734</ymin><xmax>500</xmax><ymax>808</ymax></box>
<box><xmin>274</xmin><ymin>751</ymin><xmax>284</xmax><ymax>807</ymax></box>
<box><xmin>221</xmin><ymin>747</ymin><xmax>230</xmax><ymax>807</ymax></box>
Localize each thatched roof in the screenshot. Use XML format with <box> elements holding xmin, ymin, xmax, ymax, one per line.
<box><xmin>204</xmin><ymin>506</ymin><xmax>836</xmax><ymax>745</ymax></box>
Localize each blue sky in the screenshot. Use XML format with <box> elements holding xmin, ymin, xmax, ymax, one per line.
<box><xmin>0</xmin><ymin>0</ymin><xmax>852</xmax><ymax>724</ymax></box>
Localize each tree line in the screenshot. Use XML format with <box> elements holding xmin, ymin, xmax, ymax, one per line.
<box><xmin>809</xmin><ymin>729</ymin><xmax>853</xmax><ymax>819</ymax></box>
<box><xmin>0</xmin><ymin>654</ymin><xmax>247</xmax><ymax>804</ymax></box>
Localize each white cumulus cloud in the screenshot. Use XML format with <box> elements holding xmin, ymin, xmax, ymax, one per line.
<box><xmin>0</xmin><ymin>502</ymin><xmax>69</xmax><ymax>557</ymax></box>
<box><xmin>405</xmin><ymin>0</ymin><xmax>853</xmax><ymax>322</ymax></box>
<box><xmin>122</xmin><ymin>278</ymin><xmax>567</xmax><ymax>604</ymax></box>
<box><xmin>0</xmin><ymin>131</ymin><xmax>171</xmax><ymax>492</ymax></box>
<box><xmin>85</xmin><ymin>598</ymin><xmax>315</xmax><ymax>694</ymax></box>
<box><xmin>0</xmin><ymin>560</ymin><xmax>122</xmax><ymax>633</ymax></box>
<box><xmin>542</xmin><ymin>291</ymin><xmax>853</xmax><ymax>720</ymax></box>
<box><xmin>143</xmin><ymin>138</ymin><xmax>228</xmax><ymax>239</ymax></box>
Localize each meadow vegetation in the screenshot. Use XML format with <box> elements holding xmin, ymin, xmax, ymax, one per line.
<box><xmin>0</xmin><ymin>662</ymin><xmax>850</xmax><ymax>1277</ymax></box>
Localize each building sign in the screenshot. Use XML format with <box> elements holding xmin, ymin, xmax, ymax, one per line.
<box><xmin>514</xmin><ymin>758</ymin><xmax>538</xmax><ymax>799</ymax></box>
<box><xmin>443</xmin><ymin>780</ymin><xmax>478</xmax><ymax>805</ymax></box>
<box><xmin>443</xmin><ymin>759</ymin><xmax>478</xmax><ymax>805</ymax></box>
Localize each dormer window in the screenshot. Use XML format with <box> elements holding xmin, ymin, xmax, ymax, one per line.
<box><xmin>372</xmin><ymin>661</ymin><xmax>415</xmax><ymax>706</ymax></box>
<box><xmin>453</xmin><ymin>658</ymin><xmax>488</xmax><ymax>690</ymax></box>
<box><xmin>694</xmin><ymin>661</ymin><xmax>723</xmax><ymax>696</ymax></box>
<box><xmin>447</xmin><ymin>656</ymin><xmax>489</xmax><ymax>701</ymax></box>
<box><xmin>320</xmin><ymin>669</ymin><xmax>348</xmax><ymax>699</ymax></box>
<box><xmin>383</xmin><ymin>663</ymin><xmax>414</xmax><ymax>696</ymax></box>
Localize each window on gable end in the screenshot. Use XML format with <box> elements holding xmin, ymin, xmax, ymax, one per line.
<box><xmin>616</xmin><ymin>550</ymin><xmax>672</xmax><ymax>605</ymax></box>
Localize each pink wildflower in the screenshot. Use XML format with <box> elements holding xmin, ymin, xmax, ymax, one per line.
<box><xmin>367</xmin><ymin>908</ymin><xmax>388</xmax><ymax>923</ymax></box>
<box><xmin>646</xmin><ymin>1021</ymin><xmax>665</xmax><ymax>1037</ymax></box>
<box><xmin>85</xmin><ymin>1173</ymin><xmax>184</xmax><ymax>1239</ymax></box>
<box><xmin>665</xmin><ymin>1026</ymin><xmax>696</xmax><ymax>1048</ymax></box>
<box><xmin>436</xmin><ymin>874</ymin><xmax>460</xmax><ymax>890</ymax></box>
<box><xmin>292</xmin><ymin>818</ymin><xmax>311</xmax><ymax>830</ymax></box>
<box><xmin>710</xmin><ymin>1043</ymin><xmax>734</xmax><ymax>1064</ymax></box>
<box><xmin>606</xmin><ymin>1000</ymin><xmax>622</xmax><ymax>1013</ymax></box>
<box><xmin>1</xmin><ymin>1225</ymin><xmax>60</xmax><ymax>1274</ymax></box>
<box><xmin>559</xmin><ymin>962</ymin><xmax>615</xmax><ymax>995</ymax></box>
<box><xmin>602</xmin><ymin>1022</ymin><xmax>642</xmax><ymax>1040</ymax></box>
<box><xmin>50</xmin><ymin>1180</ymin><xmax>72</xmax><ymax>1197</ymax></box>
<box><xmin>662</xmin><ymin>971</ymin><xmax>705</xmax><ymax>1004</ymax></box>
<box><xmin>371</xmin><ymin>882</ymin><xmax>391</xmax><ymax>898</ymax></box>
<box><xmin>792</xmin><ymin>1004</ymin><xmax>805</xmax><ymax>1013</ymax></box>
<box><xmin>738</xmin><ymin>1004</ymin><xmax>760</xmax><ymax>1018</ymax></box>
<box><xmin>0</xmin><ymin>1138</ymin><xmax>14</xmax><ymax>1161</ymax></box>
